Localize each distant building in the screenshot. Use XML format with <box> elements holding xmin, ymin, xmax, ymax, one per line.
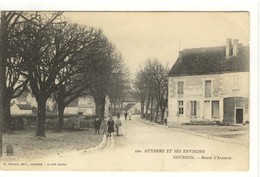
<box><xmin>123</xmin><ymin>102</ymin><xmax>141</xmax><ymax>115</ymax></box>
<box><xmin>11</xmin><ymin>92</ymin><xmax>56</xmax><ymax>115</ymax></box>
<box><xmin>11</xmin><ymin>103</ymin><xmax>32</xmax><ymax>115</ymax></box>
<box><xmin>168</xmin><ymin>39</ymin><xmax>249</xmax><ymax>125</ymax></box>
<box><xmin>64</xmin><ymin>96</ymin><xmax>96</xmax><ymax>116</ymax></box>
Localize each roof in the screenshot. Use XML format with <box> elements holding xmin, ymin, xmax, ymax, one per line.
<box><xmin>67</xmin><ymin>98</ymin><xmax>78</xmax><ymax>107</ymax></box>
<box><xmin>16</xmin><ymin>104</ymin><xmax>32</xmax><ymax>110</ymax></box>
<box><xmin>169</xmin><ymin>45</ymin><xmax>249</xmax><ymax>77</ymax></box>
<box><xmin>123</xmin><ymin>103</ymin><xmax>137</xmax><ymax>112</ymax></box>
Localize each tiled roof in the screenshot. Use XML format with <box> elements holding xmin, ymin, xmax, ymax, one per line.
<box><xmin>169</xmin><ymin>45</ymin><xmax>249</xmax><ymax>77</ymax></box>
<box><xmin>67</xmin><ymin>98</ymin><xmax>78</xmax><ymax>107</ymax></box>
<box><xmin>17</xmin><ymin>104</ymin><xmax>31</xmax><ymax>110</ymax></box>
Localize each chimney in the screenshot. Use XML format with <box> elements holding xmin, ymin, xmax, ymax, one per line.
<box><xmin>226</xmin><ymin>38</ymin><xmax>232</xmax><ymax>58</ymax></box>
<box><xmin>179</xmin><ymin>51</ymin><xmax>183</xmax><ymax>59</ymax></box>
<box><xmin>233</xmin><ymin>39</ymin><xmax>239</xmax><ymax>56</ymax></box>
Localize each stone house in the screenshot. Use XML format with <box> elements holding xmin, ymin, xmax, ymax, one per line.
<box><xmin>168</xmin><ymin>38</ymin><xmax>249</xmax><ymax>125</ymax></box>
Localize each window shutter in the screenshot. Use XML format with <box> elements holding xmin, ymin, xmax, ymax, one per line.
<box><xmin>197</xmin><ymin>101</ymin><xmax>200</xmax><ymax>117</ymax></box>
<box><xmin>186</xmin><ymin>101</ymin><xmax>190</xmax><ymax>117</ymax></box>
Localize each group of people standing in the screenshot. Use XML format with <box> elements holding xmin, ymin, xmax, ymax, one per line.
<box><xmin>94</xmin><ymin>113</ymin><xmax>123</xmax><ymax>137</ymax></box>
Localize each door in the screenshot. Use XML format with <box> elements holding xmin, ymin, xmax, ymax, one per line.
<box><xmin>236</xmin><ymin>109</ymin><xmax>243</xmax><ymax>124</ymax></box>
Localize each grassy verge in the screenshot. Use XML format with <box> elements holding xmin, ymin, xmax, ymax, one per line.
<box><xmin>2</xmin><ymin>129</ymin><xmax>103</xmax><ymax>160</ymax></box>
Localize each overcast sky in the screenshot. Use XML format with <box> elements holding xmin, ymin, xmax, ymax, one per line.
<box><xmin>64</xmin><ymin>12</ymin><xmax>249</xmax><ymax>76</ymax></box>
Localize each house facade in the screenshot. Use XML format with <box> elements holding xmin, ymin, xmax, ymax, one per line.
<box><xmin>168</xmin><ymin>39</ymin><xmax>249</xmax><ymax>125</ymax></box>
<box><xmin>64</xmin><ymin>95</ymin><xmax>96</xmax><ymax>116</ymax></box>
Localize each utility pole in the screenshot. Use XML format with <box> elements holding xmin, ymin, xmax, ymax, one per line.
<box><xmin>0</xmin><ymin>11</ymin><xmax>7</xmax><ymax>157</ymax></box>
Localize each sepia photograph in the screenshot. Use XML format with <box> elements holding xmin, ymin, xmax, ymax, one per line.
<box><xmin>0</xmin><ymin>7</ymin><xmax>257</xmax><ymax>175</ymax></box>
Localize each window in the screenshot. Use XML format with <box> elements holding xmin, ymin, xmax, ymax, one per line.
<box><xmin>233</xmin><ymin>75</ymin><xmax>240</xmax><ymax>90</ymax></box>
<box><xmin>178</xmin><ymin>101</ymin><xmax>184</xmax><ymax>115</ymax></box>
<box><xmin>212</xmin><ymin>101</ymin><xmax>219</xmax><ymax>118</ymax></box>
<box><xmin>205</xmin><ymin>80</ymin><xmax>211</xmax><ymax>97</ymax></box>
<box><xmin>190</xmin><ymin>101</ymin><xmax>197</xmax><ymax>117</ymax></box>
<box><xmin>177</xmin><ymin>81</ymin><xmax>184</xmax><ymax>94</ymax></box>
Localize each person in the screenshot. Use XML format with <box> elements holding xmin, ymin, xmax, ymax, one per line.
<box><xmin>164</xmin><ymin>118</ymin><xmax>168</xmax><ymax>126</ymax></box>
<box><xmin>94</xmin><ymin>117</ymin><xmax>101</xmax><ymax>134</ymax></box>
<box><xmin>107</xmin><ymin>115</ymin><xmax>115</xmax><ymax>136</ymax></box>
<box><xmin>128</xmin><ymin>112</ymin><xmax>132</xmax><ymax>121</ymax></box>
<box><xmin>124</xmin><ymin>111</ymin><xmax>128</xmax><ymax>121</ymax></box>
<box><xmin>101</xmin><ymin>119</ymin><xmax>108</xmax><ymax>135</ymax></box>
<box><xmin>115</xmin><ymin>116</ymin><xmax>122</xmax><ymax>136</ymax></box>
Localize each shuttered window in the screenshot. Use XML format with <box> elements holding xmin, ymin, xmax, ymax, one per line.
<box><xmin>178</xmin><ymin>101</ymin><xmax>184</xmax><ymax>115</ymax></box>
<box><xmin>190</xmin><ymin>101</ymin><xmax>197</xmax><ymax>117</ymax></box>
<box><xmin>177</xmin><ymin>81</ymin><xmax>184</xmax><ymax>94</ymax></box>
<box><xmin>212</xmin><ymin>101</ymin><xmax>219</xmax><ymax>118</ymax></box>
<box><xmin>205</xmin><ymin>80</ymin><xmax>211</xmax><ymax>98</ymax></box>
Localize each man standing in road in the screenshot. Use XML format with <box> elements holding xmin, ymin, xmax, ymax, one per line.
<box><xmin>124</xmin><ymin>111</ymin><xmax>128</xmax><ymax>121</ymax></box>
<box><xmin>94</xmin><ymin>117</ymin><xmax>101</xmax><ymax>134</ymax></box>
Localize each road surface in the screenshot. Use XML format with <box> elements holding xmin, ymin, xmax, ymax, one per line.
<box><xmin>2</xmin><ymin>115</ymin><xmax>249</xmax><ymax>171</ymax></box>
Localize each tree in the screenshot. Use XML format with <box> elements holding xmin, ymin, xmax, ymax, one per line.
<box><xmin>3</xmin><ymin>14</ymin><xmax>31</xmax><ymax>131</ymax></box>
<box><xmin>89</xmin><ymin>45</ymin><xmax>114</xmax><ymax>120</ymax></box>
<box><xmin>89</xmin><ymin>48</ymin><xmax>127</xmax><ymax>120</ymax></box>
<box><xmin>135</xmin><ymin>59</ymin><xmax>169</xmax><ymax>122</ymax></box>
<box><xmin>54</xmin><ymin>26</ymin><xmax>112</xmax><ymax>132</ymax></box>
<box><xmin>0</xmin><ymin>11</ymin><xmax>30</xmax><ymax>156</ymax></box>
<box><xmin>107</xmin><ymin>53</ymin><xmax>128</xmax><ymax>115</ymax></box>
<box><xmin>133</xmin><ymin>70</ymin><xmax>148</xmax><ymax>118</ymax></box>
<box><xmin>19</xmin><ymin>13</ymin><xmax>102</xmax><ymax>137</ymax></box>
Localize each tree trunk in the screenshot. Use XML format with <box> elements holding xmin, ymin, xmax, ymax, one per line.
<box><xmin>141</xmin><ymin>98</ymin><xmax>145</xmax><ymax>118</ymax></box>
<box><xmin>150</xmin><ymin>96</ymin><xmax>154</xmax><ymax>121</ymax></box>
<box><xmin>35</xmin><ymin>97</ymin><xmax>47</xmax><ymax>137</ymax></box>
<box><xmin>155</xmin><ymin>103</ymin><xmax>159</xmax><ymax>122</ymax></box>
<box><xmin>145</xmin><ymin>95</ymin><xmax>150</xmax><ymax>119</ymax></box>
<box><xmin>161</xmin><ymin>107</ymin><xmax>165</xmax><ymax>124</ymax></box>
<box><xmin>56</xmin><ymin>103</ymin><xmax>65</xmax><ymax>132</ymax></box>
<box><xmin>94</xmin><ymin>96</ymin><xmax>105</xmax><ymax>120</ymax></box>
<box><xmin>100</xmin><ymin>96</ymin><xmax>105</xmax><ymax>120</ymax></box>
<box><xmin>3</xmin><ymin>97</ymin><xmax>11</xmax><ymax>131</ymax></box>
<box><xmin>113</xmin><ymin>101</ymin><xmax>116</xmax><ymax>115</ymax></box>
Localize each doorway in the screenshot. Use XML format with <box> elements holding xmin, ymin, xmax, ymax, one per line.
<box><xmin>236</xmin><ymin>109</ymin><xmax>243</xmax><ymax>124</ymax></box>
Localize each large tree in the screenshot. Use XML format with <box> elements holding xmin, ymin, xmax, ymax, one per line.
<box><xmin>0</xmin><ymin>11</ymin><xmax>33</xmax><ymax>156</ymax></box>
<box><xmin>20</xmin><ymin>13</ymin><xmax>102</xmax><ymax>137</ymax></box>
<box><xmin>54</xmin><ymin>27</ymin><xmax>112</xmax><ymax>132</ymax></box>
<box><xmin>107</xmin><ymin>53</ymin><xmax>128</xmax><ymax>115</ymax></box>
<box><xmin>3</xmin><ymin>13</ymin><xmax>31</xmax><ymax>130</ymax></box>
<box><xmin>135</xmin><ymin>59</ymin><xmax>169</xmax><ymax>122</ymax></box>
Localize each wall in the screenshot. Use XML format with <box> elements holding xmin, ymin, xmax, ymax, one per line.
<box><xmin>11</xmin><ymin>105</ymin><xmax>32</xmax><ymax>115</ymax></box>
<box><xmin>64</xmin><ymin>107</ymin><xmax>78</xmax><ymax>115</ymax></box>
<box><xmin>78</xmin><ymin>96</ymin><xmax>95</xmax><ymax>116</ymax></box>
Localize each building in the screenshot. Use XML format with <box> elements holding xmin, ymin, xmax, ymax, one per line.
<box><xmin>11</xmin><ymin>103</ymin><xmax>32</xmax><ymax>115</ymax></box>
<box><xmin>64</xmin><ymin>96</ymin><xmax>96</xmax><ymax>116</ymax></box>
<box><xmin>123</xmin><ymin>102</ymin><xmax>141</xmax><ymax>115</ymax></box>
<box><xmin>168</xmin><ymin>39</ymin><xmax>249</xmax><ymax>125</ymax></box>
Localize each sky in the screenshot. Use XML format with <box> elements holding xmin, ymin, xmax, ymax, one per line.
<box><xmin>64</xmin><ymin>12</ymin><xmax>249</xmax><ymax>76</ymax></box>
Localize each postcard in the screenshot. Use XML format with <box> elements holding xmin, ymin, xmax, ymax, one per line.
<box><xmin>0</xmin><ymin>7</ymin><xmax>258</xmax><ymax>177</ymax></box>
